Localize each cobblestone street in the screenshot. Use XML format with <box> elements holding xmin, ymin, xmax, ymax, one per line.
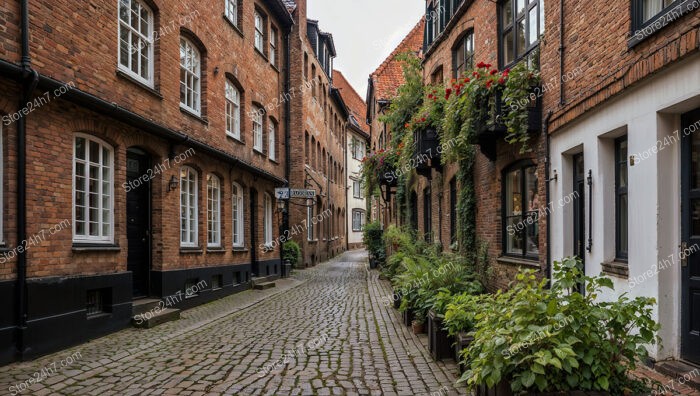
<box><xmin>0</xmin><ymin>250</ymin><xmax>463</xmax><ymax>396</ymax></box>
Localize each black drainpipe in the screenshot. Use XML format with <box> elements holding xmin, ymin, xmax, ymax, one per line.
<box><xmin>17</xmin><ymin>0</ymin><xmax>38</xmax><ymax>360</ymax></box>
<box><xmin>282</xmin><ymin>28</ymin><xmax>291</xmax><ymax>276</ymax></box>
<box><xmin>559</xmin><ymin>0</ymin><xmax>565</xmax><ymax>105</ymax></box>
<box><xmin>544</xmin><ymin>110</ymin><xmax>554</xmax><ymax>286</ymax></box>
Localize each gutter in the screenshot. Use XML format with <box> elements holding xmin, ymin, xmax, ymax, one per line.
<box><xmin>15</xmin><ymin>0</ymin><xmax>38</xmax><ymax>361</ymax></box>
<box><xmin>282</xmin><ymin>26</ymin><xmax>291</xmax><ymax>275</ymax></box>
<box><xmin>0</xmin><ymin>60</ymin><xmax>287</xmax><ymax>186</ymax></box>
<box><xmin>544</xmin><ymin>110</ymin><xmax>554</xmax><ymax>286</ymax></box>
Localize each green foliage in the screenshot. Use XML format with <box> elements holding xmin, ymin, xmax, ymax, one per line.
<box><xmin>461</xmin><ymin>257</ymin><xmax>659</xmax><ymax>394</ymax></box>
<box><xmin>444</xmin><ymin>292</ymin><xmax>484</xmax><ymax>336</ymax></box>
<box><xmin>502</xmin><ymin>63</ymin><xmax>540</xmax><ymax>149</ymax></box>
<box><xmin>282</xmin><ymin>241</ymin><xmax>302</xmax><ymax>268</ymax></box>
<box><xmin>363</xmin><ymin>221</ymin><xmax>385</xmax><ymax>264</ymax></box>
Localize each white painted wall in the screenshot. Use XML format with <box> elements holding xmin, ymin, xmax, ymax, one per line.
<box><xmin>549</xmin><ymin>54</ymin><xmax>700</xmax><ymax>361</ymax></box>
<box><xmin>347</xmin><ymin>130</ymin><xmax>368</xmax><ymax>246</ymax></box>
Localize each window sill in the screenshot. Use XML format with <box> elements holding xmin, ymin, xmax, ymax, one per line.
<box><xmin>253</xmin><ymin>148</ymin><xmax>265</xmax><ymax>156</ymax></box>
<box><xmin>87</xmin><ymin>312</ymin><xmax>112</xmax><ymax>320</ymax></box>
<box><xmin>601</xmin><ymin>260</ymin><xmax>629</xmax><ymax>279</ymax></box>
<box><xmin>223</xmin><ymin>15</ymin><xmax>244</xmax><ymax>38</ymax></box>
<box><xmin>72</xmin><ymin>243</ymin><xmax>121</xmax><ymax>252</ymax></box>
<box><xmin>254</xmin><ymin>47</ymin><xmax>268</xmax><ymax>62</ymax></box>
<box><xmin>180</xmin><ymin>247</ymin><xmax>204</xmax><ymax>255</ymax></box>
<box><xmin>115</xmin><ymin>70</ymin><xmax>162</xmax><ymax>99</ymax></box>
<box><xmin>627</xmin><ymin>0</ymin><xmax>699</xmax><ymax>48</ymax></box>
<box><xmin>271</xmin><ymin>63</ymin><xmax>280</xmax><ymax>73</ymax></box>
<box><xmin>206</xmin><ymin>247</ymin><xmax>226</xmax><ymax>254</ymax></box>
<box><xmin>226</xmin><ymin>134</ymin><xmax>245</xmax><ymax>145</ymax></box>
<box><xmin>269</xmin><ymin>158</ymin><xmax>279</xmax><ymax>164</ymax></box>
<box><xmin>180</xmin><ymin>106</ymin><xmax>209</xmax><ymax>125</ymax></box>
<box><xmin>496</xmin><ymin>255</ymin><xmax>541</xmax><ymax>268</ymax></box>
<box><xmin>232</xmin><ymin>247</ymin><xmax>248</xmax><ymax>253</ymax></box>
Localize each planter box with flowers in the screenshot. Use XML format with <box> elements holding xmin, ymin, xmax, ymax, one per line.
<box><xmin>413</xmin><ymin>127</ymin><xmax>442</xmax><ymax>178</ymax></box>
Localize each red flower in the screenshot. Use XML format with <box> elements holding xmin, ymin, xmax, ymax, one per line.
<box><xmin>456</xmin><ymin>88</ymin><xmax>461</xmax><ymax>96</ymax></box>
<box><xmin>504</xmin><ymin>68</ymin><xmax>511</xmax><ymax>74</ymax></box>
<box><xmin>421</xmin><ymin>117</ymin><xmax>426</xmax><ymax>122</ymax></box>
<box><xmin>490</xmin><ymin>69</ymin><xmax>498</xmax><ymax>75</ymax></box>
<box><xmin>498</xmin><ymin>77</ymin><xmax>506</xmax><ymax>85</ymax></box>
<box><xmin>445</xmin><ymin>88</ymin><xmax>452</xmax><ymax>99</ymax></box>
<box><xmin>476</xmin><ymin>61</ymin><xmax>486</xmax><ymax>68</ymax></box>
<box><xmin>485</xmin><ymin>63</ymin><xmax>492</xmax><ymax>68</ymax></box>
<box><xmin>404</xmin><ymin>123</ymin><xmax>410</xmax><ymax>128</ymax></box>
<box><xmin>464</xmin><ymin>77</ymin><xmax>470</xmax><ymax>83</ymax></box>
<box><xmin>485</xmin><ymin>80</ymin><xmax>493</xmax><ymax>89</ymax></box>
<box><xmin>472</xmin><ymin>71</ymin><xmax>479</xmax><ymax>77</ymax></box>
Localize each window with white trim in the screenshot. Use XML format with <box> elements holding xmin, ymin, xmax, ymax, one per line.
<box><xmin>232</xmin><ymin>182</ymin><xmax>244</xmax><ymax>247</ymax></box>
<box><xmin>353</xmin><ymin>180</ymin><xmax>363</xmax><ymax>199</ymax></box>
<box><xmin>180</xmin><ymin>166</ymin><xmax>198</xmax><ymax>247</ymax></box>
<box><xmin>268</xmin><ymin>121</ymin><xmax>276</xmax><ymax>161</ymax></box>
<box><xmin>180</xmin><ymin>38</ymin><xmax>201</xmax><ymax>114</ymax></box>
<box><xmin>307</xmin><ymin>202</ymin><xmax>314</xmax><ymax>241</ymax></box>
<box><xmin>253</xmin><ymin>107</ymin><xmax>263</xmax><ymax>152</ymax></box>
<box><xmin>118</xmin><ymin>0</ymin><xmax>154</xmax><ymax>85</ymax></box>
<box><xmin>263</xmin><ymin>193</ymin><xmax>273</xmax><ymax>247</ymax></box>
<box><xmin>207</xmin><ymin>174</ymin><xmax>221</xmax><ymax>247</ymax></box>
<box><xmin>270</xmin><ymin>27</ymin><xmax>278</xmax><ymax>66</ymax></box>
<box><xmin>352</xmin><ymin>209</ymin><xmax>365</xmax><ymax>232</ymax></box>
<box><xmin>225</xmin><ymin>80</ymin><xmax>241</xmax><ymax>139</ymax></box>
<box><xmin>254</xmin><ymin>11</ymin><xmax>265</xmax><ymax>53</ymax></box>
<box><xmin>225</xmin><ymin>0</ymin><xmax>238</xmax><ymax>26</ymax></box>
<box><xmin>73</xmin><ymin>135</ymin><xmax>114</xmax><ymax>243</ymax></box>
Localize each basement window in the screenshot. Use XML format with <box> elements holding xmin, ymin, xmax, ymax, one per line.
<box><xmin>86</xmin><ymin>289</ymin><xmax>111</xmax><ymax>318</ymax></box>
<box><xmin>212</xmin><ymin>274</ymin><xmax>223</xmax><ymax>290</ymax></box>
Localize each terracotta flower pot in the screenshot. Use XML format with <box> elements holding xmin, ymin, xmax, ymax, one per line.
<box><xmin>412</xmin><ymin>320</ymin><xmax>425</xmax><ymax>334</ymax></box>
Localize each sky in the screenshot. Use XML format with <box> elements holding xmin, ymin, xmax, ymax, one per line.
<box><xmin>307</xmin><ymin>0</ymin><xmax>424</xmax><ymax>102</ymax></box>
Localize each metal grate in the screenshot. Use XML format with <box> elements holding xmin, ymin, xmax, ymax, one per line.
<box><xmin>86</xmin><ymin>289</ymin><xmax>105</xmax><ymax>317</ymax></box>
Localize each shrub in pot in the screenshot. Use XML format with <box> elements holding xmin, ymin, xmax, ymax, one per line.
<box><xmin>461</xmin><ymin>257</ymin><xmax>660</xmax><ymax>395</ymax></box>
<box><xmin>282</xmin><ymin>240</ymin><xmax>302</xmax><ymax>269</ymax></box>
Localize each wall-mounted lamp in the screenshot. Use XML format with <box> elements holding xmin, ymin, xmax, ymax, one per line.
<box><xmin>167</xmin><ymin>176</ymin><xmax>179</xmax><ymax>192</ymax></box>
<box><xmin>546</xmin><ymin>169</ymin><xmax>558</xmax><ymax>182</ymax></box>
<box><xmin>276</xmin><ymin>199</ymin><xmax>286</xmax><ymax>213</ymax></box>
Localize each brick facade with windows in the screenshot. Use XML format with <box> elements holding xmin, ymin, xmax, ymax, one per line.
<box><xmin>285</xmin><ymin>0</ymin><xmax>348</xmax><ymax>267</ymax></box>
<box><xmin>0</xmin><ymin>0</ymin><xmax>293</xmax><ymax>363</ymax></box>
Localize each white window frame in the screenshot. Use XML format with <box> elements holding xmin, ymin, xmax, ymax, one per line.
<box><xmin>353</xmin><ymin>210</ymin><xmax>365</xmax><ymax>232</ymax></box>
<box><xmin>232</xmin><ymin>182</ymin><xmax>244</xmax><ymax>248</ymax></box>
<box><xmin>225</xmin><ymin>0</ymin><xmax>238</xmax><ymax>26</ymax></box>
<box><xmin>207</xmin><ymin>174</ymin><xmax>222</xmax><ymax>247</ymax></box>
<box><xmin>254</xmin><ymin>11</ymin><xmax>265</xmax><ymax>53</ymax></box>
<box><xmin>118</xmin><ymin>0</ymin><xmax>154</xmax><ymax>86</ymax></box>
<box><xmin>270</xmin><ymin>27</ymin><xmax>277</xmax><ymax>66</ymax></box>
<box><xmin>253</xmin><ymin>108</ymin><xmax>263</xmax><ymax>152</ymax></box>
<box><xmin>353</xmin><ymin>180</ymin><xmax>363</xmax><ymax>199</ymax></box>
<box><xmin>268</xmin><ymin>121</ymin><xmax>276</xmax><ymax>161</ymax></box>
<box><xmin>263</xmin><ymin>193</ymin><xmax>273</xmax><ymax>247</ymax></box>
<box><xmin>307</xmin><ymin>201</ymin><xmax>314</xmax><ymax>241</ymax></box>
<box><xmin>180</xmin><ymin>166</ymin><xmax>199</xmax><ymax>247</ymax></box>
<box><xmin>72</xmin><ymin>134</ymin><xmax>114</xmax><ymax>243</ymax></box>
<box><xmin>225</xmin><ymin>80</ymin><xmax>241</xmax><ymax>140</ymax></box>
<box><xmin>180</xmin><ymin>38</ymin><xmax>202</xmax><ymax>115</ymax></box>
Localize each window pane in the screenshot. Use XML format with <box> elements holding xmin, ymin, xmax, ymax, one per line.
<box><xmin>503</xmin><ymin>0</ymin><xmax>513</xmax><ymax>25</ymax></box>
<box><xmin>517</xmin><ymin>0</ymin><xmax>526</xmax><ymax>15</ymax></box>
<box><xmin>506</xmin><ymin>170</ymin><xmax>522</xmax><ymax>216</ymax></box>
<box><xmin>619</xmin><ymin>193</ymin><xmax>628</xmax><ymax>251</ymax></box>
<box><xmin>529</xmin><ymin>6</ymin><xmax>538</xmax><ymax>46</ymax></box>
<box><xmin>642</xmin><ymin>0</ymin><xmax>663</xmax><ymax>22</ymax></box>
<box><xmin>504</xmin><ymin>29</ymin><xmax>514</xmax><ymax>65</ymax></box>
<box><xmin>516</xmin><ymin>18</ymin><xmax>526</xmax><ymax>56</ymax></box>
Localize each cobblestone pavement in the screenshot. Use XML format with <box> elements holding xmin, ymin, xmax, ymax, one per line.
<box><xmin>0</xmin><ymin>250</ymin><xmax>464</xmax><ymax>396</ymax></box>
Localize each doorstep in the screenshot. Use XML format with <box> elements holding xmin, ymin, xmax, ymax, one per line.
<box><xmin>632</xmin><ymin>361</ymin><xmax>700</xmax><ymax>393</ymax></box>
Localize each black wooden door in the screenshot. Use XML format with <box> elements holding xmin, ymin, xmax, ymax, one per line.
<box><xmin>572</xmin><ymin>153</ymin><xmax>586</xmax><ymax>294</ymax></box>
<box><xmin>126</xmin><ymin>149</ymin><xmax>151</xmax><ymax>298</ymax></box>
<box><xmin>681</xmin><ymin>108</ymin><xmax>700</xmax><ymax>364</ymax></box>
<box><xmin>250</xmin><ymin>188</ymin><xmax>258</xmax><ymax>277</ymax></box>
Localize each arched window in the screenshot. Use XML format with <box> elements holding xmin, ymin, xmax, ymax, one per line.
<box><xmin>225</xmin><ymin>80</ymin><xmax>241</xmax><ymax>139</ymax></box>
<box><xmin>453</xmin><ymin>31</ymin><xmax>474</xmax><ymax>78</ymax></box>
<box><xmin>232</xmin><ymin>182</ymin><xmax>245</xmax><ymax>247</ymax></box>
<box><xmin>180</xmin><ymin>37</ymin><xmax>202</xmax><ymax>114</ymax></box>
<box><xmin>73</xmin><ymin>134</ymin><xmax>114</xmax><ymax>242</ymax></box>
<box><xmin>118</xmin><ymin>0</ymin><xmax>154</xmax><ymax>85</ymax></box>
<box><xmin>180</xmin><ymin>166</ymin><xmax>198</xmax><ymax>247</ymax></box>
<box><xmin>207</xmin><ymin>174</ymin><xmax>221</xmax><ymax>247</ymax></box>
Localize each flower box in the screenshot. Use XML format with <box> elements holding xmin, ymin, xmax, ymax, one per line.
<box><xmin>454</xmin><ymin>332</ymin><xmax>473</xmax><ymax>374</ymax></box>
<box><xmin>403</xmin><ymin>308</ymin><xmax>414</xmax><ymax>327</ymax></box>
<box><xmin>474</xmin><ymin>86</ymin><xmax>542</xmax><ymax>161</ymax></box>
<box><xmin>413</xmin><ymin>127</ymin><xmax>442</xmax><ymax>177</ymax></box>
<box><xmin>428</xmin><ymin>310</ymin><xmax>454</xmax><ymax>361</ymax></box>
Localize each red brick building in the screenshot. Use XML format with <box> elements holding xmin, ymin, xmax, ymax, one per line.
<box><xmin>0</xmin><ymin>0</ymin><xmax>293</xmax><ymax>363</ymax></box>
<box><xmin>285</xmin><ymin>0</ymin><xmax>349</xmax><ymax>266</ymax></box>
<box><xmin>366</xmin><ymin>20</ymin><xmax>426</xmax><ymax>226</ymax></box>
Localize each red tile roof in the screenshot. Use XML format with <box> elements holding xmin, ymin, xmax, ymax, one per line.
<box><xmin>370</xmin><ymin>19</ymin><xmax>425</xmax><ymax>101</ymax></box>
<box><xmin>333</xmin><ymin>70</ymin><xmax>370</xmax><ymax>135</ymax></box>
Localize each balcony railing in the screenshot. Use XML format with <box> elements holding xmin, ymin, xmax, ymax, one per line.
<box><xmin>413</xmin><ymin>127</ymin><xmax>443</xmax><ymax>177</ymax></box>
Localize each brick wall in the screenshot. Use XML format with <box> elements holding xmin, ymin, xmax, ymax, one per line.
<box><xmin>540</xmin><ymin>0</ymin><xmax>700</xmax><ymax>131</ymax></box>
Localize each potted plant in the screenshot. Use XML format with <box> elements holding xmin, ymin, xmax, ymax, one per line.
<box><xmin>460</xmin><ymin>258</ymin><xmax>660</xmax><ymax>395</ymax></box>
<box><xmin>412</xmin><ymin>318</ymin><xmax>426</xmax><ymax>334</ymax></box>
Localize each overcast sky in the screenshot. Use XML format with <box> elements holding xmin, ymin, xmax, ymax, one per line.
<box><xmin>307</xmin><ymin>0</ymin><xmax>424</xmax><ymax>101</ymax></box>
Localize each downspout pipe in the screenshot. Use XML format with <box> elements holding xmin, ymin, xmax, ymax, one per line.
<box><xmin>559</xmin><ymin>0</ymin><xmax>565</xmax><ymax>105</ymax></box>
<box><xmin>17</xmin><ymin>0</ymin><xmax>39</xmax><ymax>360</ymax></box>
<box><xmin>282</xmin><ymin>27</ymin><xmax>291</xmax><ymax>276</ymax></box>
<box><xmin>544</xmin><ymin>110</ymin><xmax>554</xmax><ymax>287</ymax></box>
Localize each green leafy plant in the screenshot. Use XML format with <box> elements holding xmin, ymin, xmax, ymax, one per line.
<box><xmin>443</xmin><ymin>292</ymin><xmax>483</xmax><ymax>336</ymax></box>
<box><xmin>363</xmin><ymin>221</ymin><xmax>385</xmax><ymax>266</ymax></box>
<box><xmin>282</xmin><ymin>241</ymin><xmax>302</xmax><ymax>268</ymax></box>
<box><xmin>461</xmin><ymin>257</ymin><xmax>660</xmax><ymax>394</ymax></box>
